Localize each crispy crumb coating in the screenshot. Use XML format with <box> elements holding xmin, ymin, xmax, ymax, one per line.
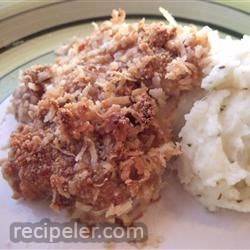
<box><xmin>2</xmin><ymin>9</ymin><xmax>209</xmax><ymax>225</ymax></box>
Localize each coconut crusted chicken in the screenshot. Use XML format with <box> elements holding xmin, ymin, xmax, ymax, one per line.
<box><xmin>2</xmin><ymin>10</ymin><xmax>209</xmax><ymax>225</ymax></box>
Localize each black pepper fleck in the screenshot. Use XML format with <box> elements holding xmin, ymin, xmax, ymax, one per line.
<box><xmin>217</xmin><ymin>193</ymin><xmax>222</xmax><ymax>200</ymax></box>
<box><xmin>220</xmin><ymin>104</ymin><xmax>226</xmax><ymax>112</ymax></box>
<box><xmin>218</xmin><ymin>65</ymin><xmax>226</xmax><ymax>69</ymax></box>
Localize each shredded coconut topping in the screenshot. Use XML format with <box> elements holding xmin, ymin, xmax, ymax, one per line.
<box><xmin>2</xmin><ymin>9</ymin><xmax>209</xmax><ymax>225</ymax></box>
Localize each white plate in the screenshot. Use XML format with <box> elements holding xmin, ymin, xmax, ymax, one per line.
<box><xmin>0</xmin><ymin>1</ymin><xmax>250</xmax><ymax>249</ymax></box>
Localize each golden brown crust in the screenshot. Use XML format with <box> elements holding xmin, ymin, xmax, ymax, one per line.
<box><xmin>2</xmin><ymin>9</ymin><xmax>209</xmax><ymax>225</ymax></box>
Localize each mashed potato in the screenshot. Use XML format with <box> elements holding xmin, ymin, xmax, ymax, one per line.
<box><xmin>178</xmin><ymin>34</ymin><xmax>250</xmax><ymax>212</ymax></box>
<box><xmin>202</xmin><ymin>34</ymin><xmax>250</xmax><ymax>90</ymax></box>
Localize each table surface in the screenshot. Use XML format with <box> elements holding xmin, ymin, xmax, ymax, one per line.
<box><xmin>0</xmin><ymin>0</ymin><xmax>250</xmax><ymax>12</ymax></box>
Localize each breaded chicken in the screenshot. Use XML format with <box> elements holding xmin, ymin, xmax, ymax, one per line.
<box><xmin>2</xmin><ymin>9</ymin><xmax>209</xmax><ymax>225</ymax></box>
